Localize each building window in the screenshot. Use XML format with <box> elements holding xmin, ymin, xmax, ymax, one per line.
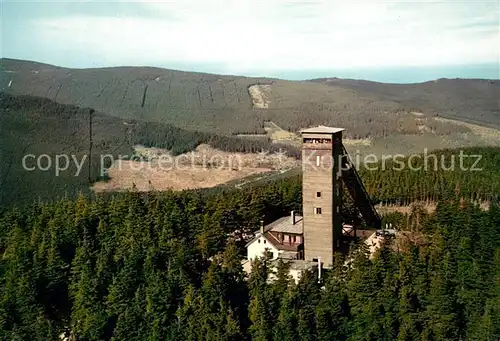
<box><xmin>293</xmin><ymin>235</ymin><xmax>297</xmax><ymax>243</ymax></box>
<box><xmin>316</xmin><ymin>155</ymin><xmax>321</xmax><ymax>167</ymax></box>
<box><xmin>316</xmin><ymin>191</ymin><xmax>321</xmax><ymax>198</ymax></box>
<box><xmin>315</xmin><ymin>207</ymin><xmax>322</xmax><ymax>214</ymax></box>
<box><xmin>263</xmin><ymin>239</ymin><xmax>267</xmax><ymax>244</ymax></box>
<box><xmin>312</xmin><ymin>258</ymin><xmax>318</xmax><ymax>262</ymax></box>
<box><xmin>258</xmin><ymin>239</ymin><xmax>261</xmax><ymax>243</ymax></box>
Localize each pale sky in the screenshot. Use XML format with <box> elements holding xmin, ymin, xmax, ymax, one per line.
<box><xmin>2</xmin><ymin>0</ymin><xmax>499</xmax><ymax>82</ymax></box>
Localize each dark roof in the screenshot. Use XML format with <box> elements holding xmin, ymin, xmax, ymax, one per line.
<box><xmin>263</xmin><ymin>231</ymin><xmax>300</xmax><ymax>251</ymax></box>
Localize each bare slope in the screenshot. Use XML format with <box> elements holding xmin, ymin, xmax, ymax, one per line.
<box><xmin>91</xmin><ymin>144</ymin><xmax>298</xmax><ymax>193</ymax></box>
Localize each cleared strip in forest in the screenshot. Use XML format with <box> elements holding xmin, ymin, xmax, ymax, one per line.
<box><xmin>141</xmin><ymin>85</ymin><xmax>148</xmax><ymax>108</ymax></box>
<box><xmin>375</xmin><ymin>200</ymin><xmax>491</xmax><ymax>215</ymax></box>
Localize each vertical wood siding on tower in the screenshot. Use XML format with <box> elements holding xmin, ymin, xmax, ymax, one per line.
<box><xmin>302</xmin><ymin>131</ymin><xmax>343</xmax><ymax>266</ymax></box>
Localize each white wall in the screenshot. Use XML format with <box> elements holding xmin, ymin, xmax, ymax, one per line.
<box><xmin>247</xmin><ymin>235</ymin><xmax>279</xmax><ymax>261</ymax></box>
<box><xmin>267</xmin><ymin>267</ymin><xmax>316</xmax><ymax>284</ymax></box>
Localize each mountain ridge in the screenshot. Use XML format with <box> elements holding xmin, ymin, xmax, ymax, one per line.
<box><xmin>3</xmin><ymin>58</ymin><xmax>497</xmax><ymax>84</ymax></box>
<box><xmin>2</xmin><ymin>59</ymin><xmax>499</xmax><ymax>137</ymax></box>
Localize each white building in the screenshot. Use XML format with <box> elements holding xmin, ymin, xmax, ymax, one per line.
<box><xmin>245</xmin><ymin>211</ymin><xmax>304</xmax><ymax>261</ymax></box>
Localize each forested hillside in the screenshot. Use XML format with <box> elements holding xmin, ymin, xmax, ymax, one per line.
<box><xmin>240</xmin><ymin>146</ymin><xmax>500</xmax><ymax>205</ymax></box>
<box><xmin>2</xmin><ymin>88</ymin><xmax>499</xmax><ymax>208</ymax></box>
<box><xmin>2</xmin><ymin>60</ymin><xmax>499</xmax><ymax>208</ymax></box>
<box><xmin>312</xmin><ymin>77</ymin><xmax>500</xmax><ymax>128</ymax></box>
<box><xmin>2</xmin><ymin>59</ymin><xmax>499</xmax><ymax>138</ymax></box>
<box><xmin>1</xmin><ymin>181</ymin><xmax>499</xmax><ymax>340</ymax></box>
<box><xmin>0</xmin><ymin>93</ymin><xmax>298</xmax><ymax>208</ymax></box>
<box><xmin>2</xmin><ymin>89</ymin><xmax>500</xmax><ymax>208</ymax></box>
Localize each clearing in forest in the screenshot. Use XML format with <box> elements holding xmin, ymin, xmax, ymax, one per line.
<box><xmin>91</xmin><ymin>144</ymin><xmax>299</xmax><ymax>192</ymax></box>
<box><xmin>248</xmin><ymin>84</ymin><xmax>272</xmax><ymax>108</ymax></box>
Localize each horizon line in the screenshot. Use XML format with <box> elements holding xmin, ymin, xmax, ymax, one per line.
<box><xmin>1</xmin><ymin>57</ymin><xmax>498</xmax><ymax>85</ymax></box>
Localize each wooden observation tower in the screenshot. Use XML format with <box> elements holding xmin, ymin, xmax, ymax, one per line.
<box><xmin>301</xmin><ymin>126</ymin><xmax>381</xmax><ymax>266</ymax></box>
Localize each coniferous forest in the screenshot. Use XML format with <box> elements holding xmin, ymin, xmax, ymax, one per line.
<box><xmin>1</xmin><ymin>175</ymin><xmax>499</xmax><ymax>341</ymax></box>
<box><xmin>359</xmin><ymin>146</ymin><xmax>500</xmax><ymax>203</ymax></box>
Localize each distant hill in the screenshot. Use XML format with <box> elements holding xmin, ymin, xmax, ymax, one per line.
<box><xmin>310</xmin><ymin>77</ymin><xmax>500</xmax><ymax>128</ymax></box>
<box><xmin>2</xmin><ymin>58</ymin><xmax>499</xmax><ymax>139</ymax></box>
